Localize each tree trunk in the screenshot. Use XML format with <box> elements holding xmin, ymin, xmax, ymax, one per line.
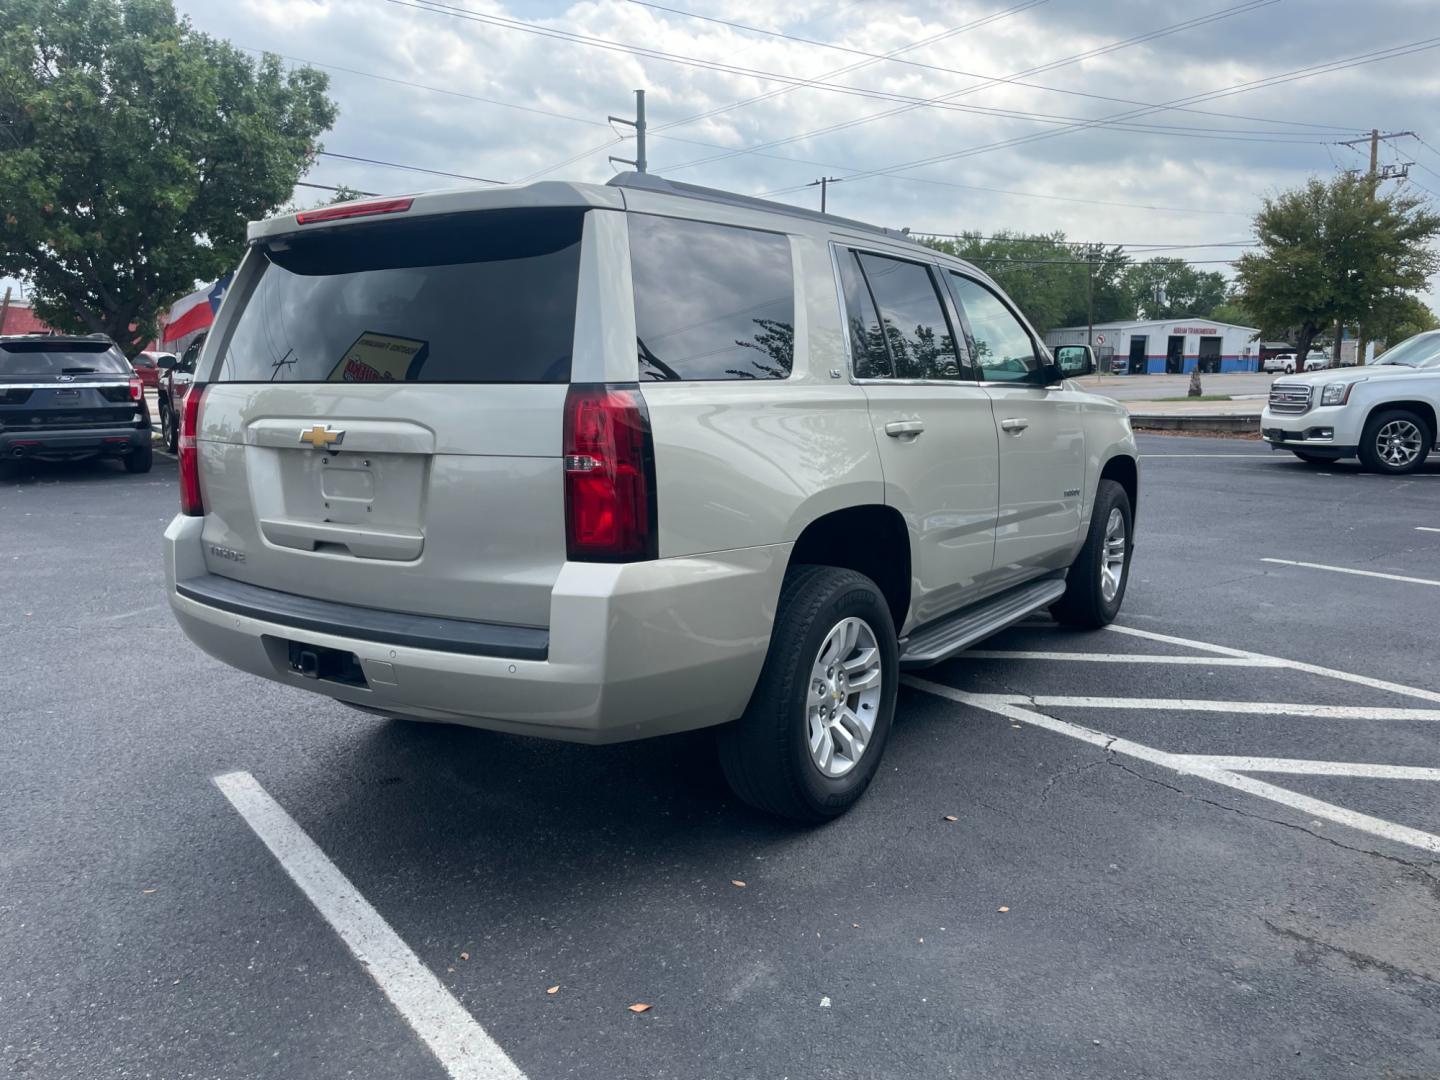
<box><xmin>1188</xmin><ymin>367</ymin><xmax>1203</xmax><ymax>397</ymax></box>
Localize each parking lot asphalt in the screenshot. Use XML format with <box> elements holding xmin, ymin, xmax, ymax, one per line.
<box><xmin>3</xmin><ymin>435</ymin><xmax>1439</xmax><ymax>1080</ymax></box>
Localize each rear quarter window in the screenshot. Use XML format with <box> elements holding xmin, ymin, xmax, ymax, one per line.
<box><xmin>629</xmin><ymin>214</ymin><xmax>795</xmax><ymax>381</ymax></box>
<box><xmin>214</xmin><ymin>208</ymin><xmax>586</xmax><ymax>384</ymax></box>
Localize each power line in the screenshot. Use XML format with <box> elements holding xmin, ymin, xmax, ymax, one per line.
<box><xmin>390</xmin><ymin>0</ymin><xmax>1341</xmax><ymax>149</ymax></box>
<box><xmin>315</xmin><ymin>150</ymin><xmax>505</xmax><ymax>184</ymax></box>
<box><xmin>517</xmin><ymin>0</ymin><xmax>1048</xmax><ymax>182</ymax></box>
<box><xmin>628</xmin><ymin>0</ymin><xmax>1349</xmax><ymax>135</ymax></box>
<box><xmin>242</xmin><ymin>46</ymin><xmax>609</xmax><ymax>128</ymax></box>
<box><xmin>295</xmin><ymin>181</ymin><xmax>380</xmax><ymax>197</ymax></box>
<box><xmin>653</xmin><ymin>0</ymin><xmax>1330</xmax><ymax>175</ymax></box>
<box><xmin>912</xmin><ymin>233</ymin><xmax>1257</xmax><ymax>250</ymax></box>
<box><xmin>248</xmin><ymin>37</ymin><xmax>1251</xmax><ymax>216</ymax></box>
<box><xmin>761</xmin><ymin>34</ymin><xmax>1440</xmax><ymax>195</ymax></box>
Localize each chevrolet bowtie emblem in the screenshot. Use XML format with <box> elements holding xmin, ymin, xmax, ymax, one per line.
<box><xmin>298</xmin><ymin>424</ymin><xmax>345</xmax><ymax>449</ymax></box>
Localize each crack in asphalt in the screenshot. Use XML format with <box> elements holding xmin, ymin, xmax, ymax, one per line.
<box><xmin>1106</xmin><ymin>757</ymin><xmax>1440</xmax><ymax>888</ymax></box>
<box><xmin>1037</xmin><ymin>758</ymin><xmax>1108</xmax><ymax>806</ymax></box>
<box><xmin>1261</xmin><ymin>919</ymin><xmax>1440</xmax><ymax>987</ymax></box>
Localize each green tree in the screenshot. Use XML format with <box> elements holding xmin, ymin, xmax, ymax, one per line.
<box><xmin>1234</xmin><ymin>172</ymin><xmax>1440</xmax><ymax>366</ymax></box>
<box><xmin>0</xmin><ymin>0</ymin><xmax>336</xmax><ymax>353</ymax></box>
<box><xmin>1123</xmin><ymin>258</ymin><xmax>1228</xmax><ymax>319</ymax></box>
<box><xmin>921</xmin><ymin>232</ymin><xmax>1132</xmax><ymax>333</ymax></box>
<box><xmin>1369</xmin><ymin>293</ymin><xmax>1438</xmax><ymax>352</ymax></box>
<box><xmin>1208</xmin><ymin>299</ymin><xmax>1255</xmax><ymax>327</ymax></box>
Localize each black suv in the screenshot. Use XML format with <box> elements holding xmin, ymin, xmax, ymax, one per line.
<box><xmin>0</xmin><ymin>335</ymin><xmax>153</xmax><ymax>473</ymax></box>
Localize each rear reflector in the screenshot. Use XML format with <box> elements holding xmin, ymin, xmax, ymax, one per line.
<box><xmin>179</xmin><ymin>386</ymin><xmax>206</xmax><ymax>516</ymax></box>
<box><xmin>295</xmin><ymin>197</ymin><xmax>414</xmax><ymax>225</ymax></box>
<box><xmin>563</xmin><ymin>384</ymin><xmax>657</xmax><ymax>562</ymax></box>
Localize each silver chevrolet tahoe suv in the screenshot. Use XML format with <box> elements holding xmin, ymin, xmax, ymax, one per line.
<box><xmin>166</xmin><ymin>174</ymin><xmax>1139</xmax><ymax>821</ymax></box>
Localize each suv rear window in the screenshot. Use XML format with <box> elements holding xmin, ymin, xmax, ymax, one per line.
<box><xmin>214</xmin><ymin>208</ymin><xmax>585</xmax><ymax>384</ymax></box>
<box><xmin>0</xmin><ymin>340</ymin><xmax>131</xmax><ymax>378</ymax></box>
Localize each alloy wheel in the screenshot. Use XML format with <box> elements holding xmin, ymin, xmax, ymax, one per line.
<box><xmin>806</xmin><ymin>617</ymin><xmax>883</xmax><ymax>778</ymax></box>
<box><xmin>1100</xmin><ymin>506</ymin><xmax>1128</xmax><ymax>603</ymax></box>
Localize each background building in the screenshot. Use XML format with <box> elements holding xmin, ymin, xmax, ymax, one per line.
<box><xmin>1044</xmin><ymin>317</ymin><xmax>1261</xmax><ymax>374</ymax></box>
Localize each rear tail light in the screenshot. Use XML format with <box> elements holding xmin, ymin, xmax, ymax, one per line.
<box><xmin>129</xmin><ymin>376</ymin><xmax>143</xmax><ymax>401</ymax></box>
<box><xmin>563</xmin><ymin>384</ymin><xmax>657</xmax><ymax>562</ymax></box>
<box><xmin>179</xmin><ymin>386</ymin><xmax>206</xmax><ymax>516</ymax></box>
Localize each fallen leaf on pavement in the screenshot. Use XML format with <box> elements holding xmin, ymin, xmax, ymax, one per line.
<box><xmin>628</xmin><ymin>1003</ymin><xmax>652</xmax><ymax>1013</ymax></box>
<box><xmin>142</xmin><ymin>888</ymin><xmax>157</xmax><ymax>895</ymax></box>
<box><xmin>460</xmin><ymin>952</ymin><xmax>470</xmax><ymax>961</ymax></box>
<box><xmin>997</xmin><ymin>906</ymin><xmax>1010</xmax><ymax>913</ymax></box>
<box><xmin>731</xmin><ymin>880</ymin><xmax>747</xmax><ymax>888</ymax></box>
<box><xmin>942</xmin><ymin>815</ymin><xmax>957</xmax><ymax>822</ymax></box>
<box><xmin>546</xmin><ymin>985</ymin><xmax>560</xmax><ymax>995</ymax></box>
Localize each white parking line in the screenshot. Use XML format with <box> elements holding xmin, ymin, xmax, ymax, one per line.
<box><xmin>1260</xmin><ymin>557</ymin><xmax>1440</xmax><ymax>588</ymax></box>
<box><xmin>1026</xmin><ymin>696</ymin><xmax>1440</xmax><ymax>721</ymax></box>
<box><xmin>903</xmin><ymin>682</ymin><xmax>1440</xmax><ymax>856</ymax></box>
<box><xmin>1106</xmin><ymin>624</ymin><xmax>1440</xmax><ymax>705</ymax></box>
<box><xmin>1415</xmin><ymin>527</ymin><xmax>1440</xmax><ymax>533</ymax></box>
<box><xmin>962</xmin><ymin>651</ymin><xmax>1280</xmax><ymax>667</ymax></box>
<box><xmin>214</xmin><ymin>771</ymin><xmax>527</xmax><ymax>1080</ymax></box>
<box><xmin>1182</xmin><ymin>756</ymin><xmax>1440</xmax><ymax>781</ymax></box>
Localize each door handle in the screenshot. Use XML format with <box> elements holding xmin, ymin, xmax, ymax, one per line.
<box><xmin>1000</xmin><ymin>417</ymin><xmax>1029</xmax><ymax>434</ymax></box>
<box><xmin>884</xmin><ymin>420</ymin><xmax>925</xmax><ymax>438</ymax></box>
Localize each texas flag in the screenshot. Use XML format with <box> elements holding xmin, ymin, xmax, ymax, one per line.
<box><xmin>160</xmin><ymin>272</ymin><xmax>233</xmax><ymax>344</ymax></box>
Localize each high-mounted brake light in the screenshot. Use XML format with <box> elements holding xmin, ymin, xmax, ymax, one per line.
<box><xmin>179</xmin><ymin>385</ymin><xmax>207</xmax><ymax>517</ymax></box>
<box><xmin>295</xmin><ymin>197</ymin><xmax>414</xmax><ymax>225</ymax></box>
<box><xmin>563</xmin><ymin>384</ymin><xmax>657</xmax><ymax>562</ymax></box>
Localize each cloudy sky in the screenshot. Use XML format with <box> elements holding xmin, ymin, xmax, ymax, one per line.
<box><xmin>13</xmin><ymin>0</ymin><xmax>1440</xmax><ymax>311</ymax></box>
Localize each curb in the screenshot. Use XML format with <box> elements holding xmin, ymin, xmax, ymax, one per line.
<box><xmin>1129</xmin><ymin>414</ymin><xmax>1260</xmax><ymax>434</ymax></box>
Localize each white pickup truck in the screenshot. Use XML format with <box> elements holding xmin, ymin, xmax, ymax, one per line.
<box><xmin>1261</xmin><ymin>329</ymin><xmax>1440</xmax><ymax>474</ymax></box>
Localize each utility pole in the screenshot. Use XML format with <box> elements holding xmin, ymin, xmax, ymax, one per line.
<box><xmin>1086</xmin><ymin>257</ymin><xmax>1094</xmax><ymax>369</ymax></box>
<box><xmin>0</xmin><ymin>286</ymin><xmax>10</xmax><ymax>336</ymax></box>
<box><xmin>808</xmin><ymin>176</ymin><xmax>841</xmax><ymax>213</ymax></box>
<box><xmin>1333</xmin><ymin>129</ymin><xmax>1416</xmax><ymax>364</ymax></box>
<box><xmin>608</xmin><ymin>89</ymin><xmax>647</xmax><ymax>174</ymax></box>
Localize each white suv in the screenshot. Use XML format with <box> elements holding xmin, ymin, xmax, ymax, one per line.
<box><xmin>1262</xmin><ymin>329</ymin><xmax>1440</xmax><ymax>474</ymax></box>
<box><xmin>164</xmin><ymin>174</ymin><xmax>1140</xmax><ymax>820</ymax></box>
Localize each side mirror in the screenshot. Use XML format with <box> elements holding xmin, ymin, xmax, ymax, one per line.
<box><xmin>156</xmin><ymin>354</ymin><xmax>177</xmax><ymax>370</ymax></box>
<box><xmin>1053</xmin><ymin>344</ymin><xmax>1095</xmax><ymax>379</ymax></box>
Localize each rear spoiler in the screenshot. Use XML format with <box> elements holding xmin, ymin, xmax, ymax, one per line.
<box><xmin>248</xmin><ymin>180</ymin><xmax>625</xmax><ymax>245</ymax></box>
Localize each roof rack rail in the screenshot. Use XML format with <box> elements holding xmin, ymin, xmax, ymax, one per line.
<box><xmin>606</xmin><ymin>172</ymin><xmax>904</xmax><ymax>240</ymax></box>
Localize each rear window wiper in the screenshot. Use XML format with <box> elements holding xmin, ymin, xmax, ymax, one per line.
<box><xmin>61</xmin><ymin>366</ymin><xmax>99</xmax><ymax>373</ymax></box>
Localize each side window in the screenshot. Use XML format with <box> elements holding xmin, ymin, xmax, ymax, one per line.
<box><xmin>628</xmin><ymin>214</ymin><xmax>795</xmax><ymax>381</ymax></box>
<box><xmin>835</xmin><ymin>251</ymin><xmax>892</xmax><ymax>379</ymax></box>
<box><xmin>947</xmin><ymin>274</ymin><xmax>1041</xmax><ymax>383</ymax></box>
<box><xmin>856</xmin><ymin>253</ymin><xmax>963</xmax><ymax>380</ymax></box>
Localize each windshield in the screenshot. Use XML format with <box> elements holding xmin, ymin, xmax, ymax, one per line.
<box><xmin>1368</xmin><ymin>330</ymin><xmax>1440</xmax><ymax>369</ymax></box>
<box><xmin>0</xmin><ymin>340</ymin><xmax>131</xmax><ymax>378</ymax></box>
<box><xmin>215</xmin><ymin>208</ymin><xmax>584</xmax><ymax>384</ymax></box>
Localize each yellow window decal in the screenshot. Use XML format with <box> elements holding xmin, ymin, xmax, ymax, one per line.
<box><xmin>328</xmin><ymin>332</ymin><xmax>430</xmax><ymax>382</ymax></box>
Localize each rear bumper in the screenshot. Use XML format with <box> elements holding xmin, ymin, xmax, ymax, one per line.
<box><xmin>165</xmin><ymin>515</ymin><xmax>786</xmax><ymax>744</ymax></box>
<box><xmin>1</xmin><ymin>425</ymin><xmax>150</xmax><ymax>460</ymax></box>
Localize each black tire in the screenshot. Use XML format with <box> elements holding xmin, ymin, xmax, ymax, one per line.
<box><xmin>1051</xmin><ymin>479</ymin><xmax>1133</xmax><ymax>628</ymax></box>
<box><xmin>1292</xmin><ymin>450</ymin><xmax>1338</xmax><ymax>465</ymax></box>
<box><xmin>160</xmin><ymin>402</ymin><xmax>178</xmax><ymax>452</ymax></box>
<box><xmin>124</xmin><ymin>441</ymin><xmax>153</xmax><ymax>474</ymax></box>
<box><xmin>718</xmin><ymin>565</ymin><xmax>899</xmax><ymax>823</ymax></box>
<box><xmin>1357</xmin><ymin>408</ymin><xmax>1431</xmax><ymax>475</ymax></box>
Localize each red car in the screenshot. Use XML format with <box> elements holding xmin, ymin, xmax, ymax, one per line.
<box><xmin>130</xmin><ymin>350</ymin><xmax>173</xmax><ymax>389</ymax></box>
